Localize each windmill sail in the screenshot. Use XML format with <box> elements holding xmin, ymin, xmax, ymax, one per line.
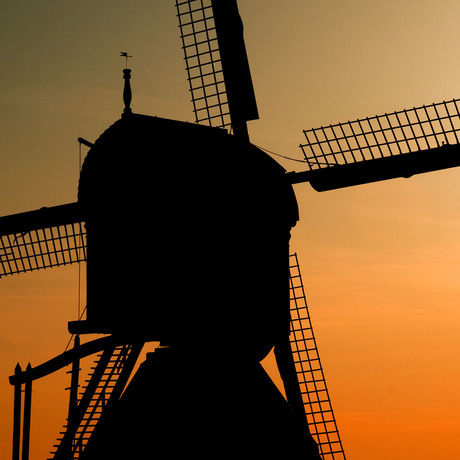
<box><xmin>175</xmin><ymin>0</ymin><xmax>258</xmax><ymax>136</ymax></box>
<box><xmin>288</xmin><ymin>253</ymin><xmax>346</xmax><ymax>459</ymax></box>
<box><xmin>292</xmin><ymin>98</ymin><xmax>460</xmax><ymax>191</ymax></box>
<box><xmin>0</xmin><ymin>202</ymin><xmax>86</xmax><ymax>277</ymax></box>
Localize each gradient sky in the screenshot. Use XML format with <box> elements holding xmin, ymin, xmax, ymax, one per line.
<box><xmin>2</xmin><ymin>1</ymin><xmax>460</xmax><ymax>459</ymax></box>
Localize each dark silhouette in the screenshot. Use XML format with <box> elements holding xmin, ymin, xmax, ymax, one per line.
<box><xmin>12</xmin><ymin>1</ymin><xmax>460</xmax><ymax>459</ymax></box>
<box><xmin>82</xmin><ymin>349</ymin><xmax>318</xmax><ymax>459</ymax></box>
<box><xmin>73</xmin><ymin>111</ymin><xmax>319</xmax><ymax>458</ymax></box>
<box><xmin>2</xmin><ymin>0</ymin><xmax>459</xmax><ymax>454</ymax></box>
<box><xmin>2</xmin><ymin>0</ymin><xmax>326</xmax><ymax>455</ymax></box>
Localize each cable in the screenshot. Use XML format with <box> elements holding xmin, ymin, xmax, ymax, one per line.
<box><xmin>254</xmin><ymin>144</ymin><xmax>308</xmax><ymax>164</ymax></box>
<box><xmin>78</xmin><ymin>141</ymin><xmax>84</xmax><ymax>321</ymax></box>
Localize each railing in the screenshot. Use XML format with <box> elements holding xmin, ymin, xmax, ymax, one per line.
<box><xmin>9</xmin><ymin>336</ymin><xmax>146</xmax><ymax>460</ymax></box>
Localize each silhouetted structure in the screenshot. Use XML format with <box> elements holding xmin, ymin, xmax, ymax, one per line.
<box><xmin>3</xmin><ymin>1</ymin><xmax>460</xmax><ymax>459</ymax></box>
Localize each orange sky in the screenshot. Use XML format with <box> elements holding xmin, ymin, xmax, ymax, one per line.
<box><xmin>2</xmin><ymin>1</ymin><xmax>460</xmax><ymax>459</ymax></box>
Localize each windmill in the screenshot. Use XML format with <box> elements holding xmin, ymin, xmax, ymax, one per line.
<box><xmin>2</xmin><ymin>1</ymin><xmax>460</xmax><ymax>459</ymax></box>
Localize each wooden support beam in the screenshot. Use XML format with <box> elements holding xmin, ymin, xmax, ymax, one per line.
<box><xmin>12</xmin><ymin>364</ymin><xmax>22</xmax><ymax>460</ymax></box>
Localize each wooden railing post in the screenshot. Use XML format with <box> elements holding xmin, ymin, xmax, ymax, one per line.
<box><xmin>12</xmin><ymin>363</ymin><xmax>22</xmax><ymax>460</ymax></box>
<box><xmin>21</xmin><ymin>364</ymin><xmax>32</xmax><ymax>460</ymax></box>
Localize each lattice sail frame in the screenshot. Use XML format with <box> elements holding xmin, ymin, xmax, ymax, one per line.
<box><xmin>289</xmin><ymin>253</ymin><xmax>346</xmax><ymax>460</ymax></box>
<box><xmin>301</xmin><ymin>98</ymin><xmax>460</xmax><ymax>170</ymax></box>
<box><xmin>175</xmin><ymin>0</ymin><xmax>231</xmax><ymax>130</ymax></box>
<box><xmin>0</xmin><ymin>223</ymin><xmax>86</xmax><ymax>277</ymax></box>
<box><xmin>0</xmin><ymin>204</ymin><xmax>86</xmax><ymax>278</ymax></box>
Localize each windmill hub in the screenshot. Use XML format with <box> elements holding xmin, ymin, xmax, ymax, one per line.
<box><xmin>76</xmin><ymin>113</ymin><xmax>299</xmax><ymax>361</ymax></box>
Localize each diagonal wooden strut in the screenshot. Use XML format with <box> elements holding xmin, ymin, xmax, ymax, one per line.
<box><xmin>10</xmin><ymin>336</ymin><xmax>146</xmax><ymax>460</ymax></box>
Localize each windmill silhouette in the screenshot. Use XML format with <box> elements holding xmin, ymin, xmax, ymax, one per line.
<box><xmin>2</xmin><ymin>1</ymin><xmax>460</xmax><ymax>459</ymax></box>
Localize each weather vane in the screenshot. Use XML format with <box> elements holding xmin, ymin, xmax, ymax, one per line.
<box><xmin>120</xmin><ymin>51</ymin><xmax>132</xmax><ymax>69</ymax></box>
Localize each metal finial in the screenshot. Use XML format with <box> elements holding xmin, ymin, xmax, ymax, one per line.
<box><xmin>120</xmin><ymin>51</ymin><xmax>132</xmax><ymax>69</ymax></box>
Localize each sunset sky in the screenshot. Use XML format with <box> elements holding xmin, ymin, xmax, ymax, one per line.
<box><xmin>2</xmin><ymin>1</ymin><xmax>460</xmax><ymax>459</ymax></box>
